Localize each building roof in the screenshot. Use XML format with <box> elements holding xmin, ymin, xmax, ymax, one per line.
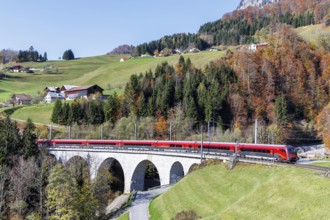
<box><xmin>46</xmin><ymin>92</ymin><xmax>64</xmax><ymax>98</ymax></box>
<box><xmin>13</xmin><ymin>94</ymin><xmax>32</xmax><ymax>100</ymax></box>
<box><xmin>61</xmin><ymin>85</ymin><xmax>78</xmax><ymax>91</ymax></box>
<box><xmin>67</xmin><ymin>84</ymin><xmax>104</xmax><ymax>92</ymax></box>
<box><xmin>44</xmin><ymin>86</ymin><xmax>58</xmax><ymax>92</ymax></box>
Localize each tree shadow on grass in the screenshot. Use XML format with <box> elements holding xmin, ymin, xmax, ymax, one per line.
<box><xmin>3</xmin><ymin>106</ymin><xmax>24</xmax><ymax>116</ymax></box>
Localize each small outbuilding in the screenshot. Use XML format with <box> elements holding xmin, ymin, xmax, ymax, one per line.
<box><xmin>12</xmin><ymin>94</ymin><xmax>32</xmax><ymax>105</ymax></box>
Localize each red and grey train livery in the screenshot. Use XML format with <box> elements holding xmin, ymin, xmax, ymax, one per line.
<box><xmin>37</xmin><ymin>139</ymin><xmax>298</xmax><ymax>162</ymax></box>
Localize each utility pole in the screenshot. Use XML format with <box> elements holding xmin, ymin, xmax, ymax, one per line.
<box><xmin>255</xmin><ymin>119</ymin><xmax>258</xmax><ymax>144</ymax></box>
<box><xmin>134</xmin><ymin>123</ymin><xmax>137</xmax><ymax>140</ymax></box>
<box><xmin>49</xmin><ymin>123</ymin><xmax>52</xmax><ymax>140</ymax></box>
<box><xmin>200</xmin><ymin>126</ymin><xmax>204</xmax><ymax>164</ymax></box>
<box><xmin>208</xmin><ymin>121</ymin><xmax>210</xmax><ymax>142</ymax></box>
<box><xmin>68</xmin><ymin>126</ymin><xmax>71</xmax><ymax>139</ymax></box>
<box><xmin>101</xmin><ymin>124</ymin><xmax>103</xmax><ymax>140</ymax></box>
<box><xmin>170</xmin><ymin>122</ymin><xmax>172</xmax><ymax>141</ymax></box>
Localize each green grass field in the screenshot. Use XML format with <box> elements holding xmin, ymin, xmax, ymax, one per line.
<box><xmin>116</xmin><ymin>212</ymin><xmax>129</xmax><ymax>220</ymax></box>
<box><xmin>0</xmin><ymin>50</ymin><xmax>229</xmax><ymax>103</ymax></box>
<box><xmin>9</xmin><ymin>103</ymin><xmax>55</xmax><ymax>124</ymax></box>
<box><xmin>149</xmin><ymin>163</ymin><xmax>330</xmax><ymax>220</ymax></box>
<box><xmin>3</xmin><ymin>23</ymin><xmax>328</xmax><ymax>123</ymax></box>
<box><xmin>311</xmin><ymin>159</ymin><xmax>330</xmax><ymax>168</ymax></box>
<box><xmin>0</xmin><ymin>50</ymin><xmax>230</xmax><ymax>123</ymax></box>
<box><xmin>295</xmin><ymin>24</ymin><xmax>330</xmax><ymax>45</ymax></box>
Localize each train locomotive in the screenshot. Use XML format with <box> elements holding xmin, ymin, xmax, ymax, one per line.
<box><xmin>37</xmin><ymin>139</ymin><xmax>298</xmax><ymax>163</ymax></box>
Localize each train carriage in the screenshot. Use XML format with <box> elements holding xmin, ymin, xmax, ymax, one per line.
<box><xmin>36</xmin><ymin>139</ymin><xmax>298</xmax><ymax>162</ymax></box>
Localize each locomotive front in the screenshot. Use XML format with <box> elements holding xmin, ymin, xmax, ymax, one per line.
<box><xmin>286</xmin><ymin>146</ymin><xmax>298</xmax><ymax>162</ymax></box>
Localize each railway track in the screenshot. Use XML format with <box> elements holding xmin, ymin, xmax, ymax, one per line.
<box><xmin>289</xmin><ymin>163</ymin><xmax>330</xmax><ymax>172</ymax></box>
<box><xmin>236</xmin><ymin>157</ymin><xmax>330</xmax><ymax>176</ymax></box>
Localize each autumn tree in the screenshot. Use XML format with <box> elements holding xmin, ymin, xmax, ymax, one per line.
<box><xmin>92</xmin><ymin>166</ymin><xmax>116</xmax><ymax>212</ymax></box>
<box><xmin>155</xmin><ymin>116</ymin><xmax>168</xmax><ymax>139</ymax></box>
<box><xmin>137</xmin><ymin>117</ymin><xmax>155</xmax><ymax>139</ymax></box>
<box><xmin>315</xmin><ymin>102</ymin><xmax>330</xmax><ymax>149</ymax></box>
<box><xmin>46</xmin><ymin>163</ymin><xmax>79</xmax><ymax>220</ymax></box>
<box><xmin>66</xmin><ymin>157</ymin><xmax>97</xmax><ymax>219</ymax></box>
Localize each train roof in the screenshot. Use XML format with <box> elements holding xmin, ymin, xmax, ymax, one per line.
<box><xmin>38</xmin><ymin>139</ymin><xmax>292</xmax><ymax>148</ymax></box>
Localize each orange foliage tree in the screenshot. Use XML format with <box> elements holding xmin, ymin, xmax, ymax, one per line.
<box><xmin>229</xmin><ymin>26</ymin><xmax>330</xmax><ymax>128</ymax></box>
<box><xmin>155</xmin><ymin>116</ymin><xmax>168</xmax><ymax>139</ymax></box>
<box><xmin>315</xmin><ymin>103</ymin><xmax>330</xmax><ymax>149</ymax></box>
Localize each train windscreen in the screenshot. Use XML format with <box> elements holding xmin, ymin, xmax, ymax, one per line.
<box><xmin>288</xmin><ymin>147</ymin><xmax>296</xmax><ymax>154</ymax></box>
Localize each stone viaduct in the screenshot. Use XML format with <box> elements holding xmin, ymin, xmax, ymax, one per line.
<box><xmin>47</xmin><ymin>146</ymin><xmax>203</xmax><ymax>193</ymax></box>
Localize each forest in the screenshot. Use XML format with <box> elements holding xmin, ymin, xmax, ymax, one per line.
<box><xmin>0</xmin><ymin>116</ymin><xmax>124</xmax><ymax>219</ymax></box>
<box><xmin>133</xmin><ymin>0</ymin><xmax>330</xmax><ymax>56</ymax></box>
<box><xmin>50</xmin><ymin>25</ymin><xmax>330</xmax><ymax>147</ymax></box>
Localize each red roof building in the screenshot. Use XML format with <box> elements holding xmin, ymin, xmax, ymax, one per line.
<box><xmin>65</xmin><ymin>84</ymin><xmax>104</xmax><ymax>100</ymax></box>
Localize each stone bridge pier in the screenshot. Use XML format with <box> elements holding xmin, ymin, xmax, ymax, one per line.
<box><xmin>49</xmin><ymin>149</ymin><xmax>200</xmax><ymax>193</ymax></box>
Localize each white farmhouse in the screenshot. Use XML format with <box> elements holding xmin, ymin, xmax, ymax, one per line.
<box><xmin>44</xmin><ymin>92</ymin><xmax>64</xmax><ymax>103</ymax></box>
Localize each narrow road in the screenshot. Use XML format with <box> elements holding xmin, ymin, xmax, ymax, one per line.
<box><xmin>129</xmin><ymin>186</ymin><xmax>171</xmax><ymax>220</ymax></box>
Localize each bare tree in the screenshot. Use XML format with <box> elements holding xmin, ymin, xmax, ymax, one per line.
<box><xmin>9</xmin><ymin>158</ymin><xmax>36</xmax><ymax>216</ymax></box>
<box><xmin>0</xmin><ymin>165</ymin><xmax>9</xmax><ymax>219</ymax></box>
<box><xmin>30</xmin><ymin>155</ymin><xmax>56</xmax><ymax>219</ymax></box>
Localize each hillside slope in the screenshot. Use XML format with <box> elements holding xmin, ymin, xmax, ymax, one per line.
<box><xmin>0</xmin><ymin>50</ymin><xmax>229</xmax><ymax>102</ymax></box>
<box><xmin>149</xmin><ymin>163</ymin><xmax>330</xmax><ymax>220</ymax></box>
<box><xmin>295</xmin><ymin>24</ymin><xmax>330</xmax><ymax>45</ymax></box>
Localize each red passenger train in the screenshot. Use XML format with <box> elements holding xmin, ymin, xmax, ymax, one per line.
<box><xmin>37</xmin><ymin>139</ymin><xmax>298</xmax><ymax>162</ymax></box>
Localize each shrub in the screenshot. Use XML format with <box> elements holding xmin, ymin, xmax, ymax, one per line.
<box><xmin>172</xmin><ymin>210</ymin><xmax>200</xmax><ymax>220</ymax></box>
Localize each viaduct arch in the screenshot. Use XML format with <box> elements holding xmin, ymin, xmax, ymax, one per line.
<box><xmin>49</xmin><ymin>149</ymin><xmax>200</xmax><ymax>193</ymax></box>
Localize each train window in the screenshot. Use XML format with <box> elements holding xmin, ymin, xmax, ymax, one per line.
<box><xmin>288</xmin><ymin>148</ymin><xmax>295</xmax><ymax>154</ymax></box>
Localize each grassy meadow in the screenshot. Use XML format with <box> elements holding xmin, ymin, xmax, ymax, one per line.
<box><xmin>295</xmin><ymin>24</ymin><xmax>330</xmax><ymax>45</ymax></box>
<box><xmin>10</xmin><ymin>103</ymin><xmax>55</xmax><ymax>124</ymax></box>
<box><xmin>311</xmin><ymin>159</ymin><xmax>330</xmax><ymax>168</ymax></box>
<box><xmin>117</xmin><ymin>212</ymin><xmax>129</xmax><ymax>220</ymax></box>
<box><xmin>2</xmin><ymin>22</ymin><xmax>329</xmax><ymax>123</ymax></box>
<box><xmin>0</xmin><ymin>50</ymin><xmax>230</xmax><ymax>123</ymax></box>
<box><xmin>149</xmin><ymin>163</ymin><xmax>330</xmax><ymax>220</ymax></box>
<box><xmin>0</xmin><ymin>50</ymin><xmax>229</xmax><ymax>103</ymax></box>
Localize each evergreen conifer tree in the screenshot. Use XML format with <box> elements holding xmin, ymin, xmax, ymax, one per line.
<box><xmin>275</xmin><ymin>95</ymin><xmax>288</xmax><ymax>127</ymax></box>
<box><xmin>22</xmin><ymin>118</ymin><xmax>39</xmax><ymax>158</ymax></box>
<box><xmin>0</xmin><ymin>116</ymin><xmax>21</xmax><ymax>165</ymax></box>
<box><xmin>69</xmin><ymin>100</ymin><xmax>83</xmax><ymax>124</ymax></box>
<box><xmin>137</xmin><ymin>93</ymin><xmax>148</xmax><ymax>117</ymax></box>
<box><xmin>62</xmin><ymin>102</ymin><xmax>70</xmax><ymax>125</ymax></box>
<box><xmin>43</xmin><ymin>52</ymin><xmax>48</xmax><ymax>62</ymax></box>
<box><xmin>104</xmin><ymin>93</ymin><xmax>119</xmax><ymax>124</ymax></box>
<box><xmin>51</xmin><ymin>100</ymin><xmax>62</xmax><ymax>124</ymax></box>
